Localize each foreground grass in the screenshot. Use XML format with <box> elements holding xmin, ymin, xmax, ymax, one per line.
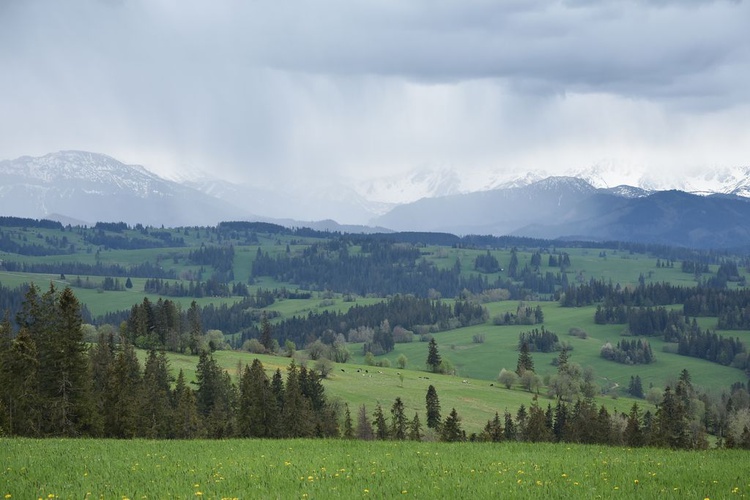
<box><xmin>1</xmin><ymin>439</ymin><xmax>747</xmax><ymax>499</ymax></box>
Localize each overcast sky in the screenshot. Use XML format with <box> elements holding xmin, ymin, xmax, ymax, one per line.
<box><xmin>1</xmin><ymin>0</ymin><xmax>749</xmax><ymax>187</ymax></box>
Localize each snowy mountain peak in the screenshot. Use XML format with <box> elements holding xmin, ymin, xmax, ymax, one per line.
<box><xmin>0</xmin><ymin>150</ymin><xmax>167</xmax><ymax>197</ymax></box>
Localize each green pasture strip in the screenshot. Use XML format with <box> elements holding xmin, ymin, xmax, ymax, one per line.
<box><xmin>152</xmin><ymin>350</ymin><xmax>646</xmax><ymax>434</ymax></box>
<box><xmin>1</xmin><ymin>439</ymin><xmax>747</xmax><ymax>499</ymax></box>
<box><xmin>346</xmin><ymin>301</ymin><xmax>747</xmax><ymax>394</ymax></box>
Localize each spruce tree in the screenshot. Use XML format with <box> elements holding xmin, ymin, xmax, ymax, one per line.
<box><xmin>373</xmin><ymin>404</ymin><xmax>389</xmax><ymax>440</ymax></box>
<box><xmin>441</xmin><ymin>408</ymin><xmax>464</xmax><ymax>442</ymax></box>
<box><xmin>483</xmin><ymin>412</ymin><xmax>503</xmax><ymax>442</ymax></box>
<box><xmin>426</xmin><ymin>338</ymin><xmax>441</xmax><ymax>372</ymax></box>
<box><xmin>239</xmin><ymin>358</ymin><xmax>279</xmax><ymax>438</ymax></box>
<box><xmin>516</xmin><ymin>341</ymin><xmax>534</xmax><ymax>376</ymax></box>
<box><xmin>408</xmin><ymin>412</ymin><xmax>423</xmax><ymax>441</ymax></box>
<box><xmin>624</xmin><ymin>403</ymin><xmax>644</xmax><ymax>447</ymax></box>
<box><xmin>0</xmin><ymin>324</ymin><xmax>40</xmax><ymax>436</ymax></box>
<box><xmin>425</xmin><ymin>385</ymin><xmax>441</xmax><ymax>430</ymax></box>
<box><xmin>259</xmin><ymin>312</ymin><xmax>274</xmax><ymax>352</ymax></box>
<box><xmin>342</xmin><ymin>404</ymin><xmax>354</xmax><ymax>439</ymax></box>
<box><xmin>281</xmin><ymin>361</ymin><xmax>314</xmax><ymax>438</ymax></box>
<box><xmin>390</xmin><ymin>397</ymin><xmax>407</xmax><ymax>440</ymax></box>
<box><xmin>140</xmin><ymin>350</ymin><xmax>174</xmax><ymax>438</ymax></box>
<box><xmin>173</xmin><ymin>369</ymin><xmax>202</xmax><ymax>438</ymax></box>
<box><xmin>357</xmin><ymin>404</ymin><xmax>374</xmax><ymax>440</ymax></box>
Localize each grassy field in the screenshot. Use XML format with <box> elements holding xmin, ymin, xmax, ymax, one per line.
<box><xmin>149</xmin><ymin>350</ymin><xmax>646</xmax><ymax>435</ymax></box>
<box><xmin>346</xmin><ymin>300</ymin><xmax>750</xmax><ymax>395</ymax></box>
<box><xmin>1</xmin><ymin>438</ymin><xmax>747</xmax><ymax>499</ymax></box>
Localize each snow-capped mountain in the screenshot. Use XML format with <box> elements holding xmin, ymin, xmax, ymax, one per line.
<box><xmin>568</xmin><ymin>161</ymin><xmax>750</xmax><ymax>197</ymax></box>
<box><xmin>353</xmin><ymin>167</ymin><xmax>549</xmax><ymax>205</ymax></box>
<box><xmin>356</xmin><ymin>160</ymin><xmax>750</xmax><ymax>205</ymax></box>
<box><xmin>0</xmin><ymin>151</ymin><xmax>248</xmax><ymax>226</ymax></box>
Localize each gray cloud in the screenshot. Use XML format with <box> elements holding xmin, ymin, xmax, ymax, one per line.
<box><xmin>0</xmin><ymin>0</ymin><xmax>748</xmax><ymax>189</ymax></box>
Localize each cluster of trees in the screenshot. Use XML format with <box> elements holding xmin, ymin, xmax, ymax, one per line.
<box><xmin>70</xmin><ymin>275</ymin><xmax>126</xmax><ymax>292</ymax></box>
<box><xmin>187</xmin><ymin>245</ymin><xmax>235</xmax><ymax>282</ymax></box>
<box><xmin>238</xmin><ymin>295</ymin><xmax>486</xmax><ymax>352</ymax></box>
<box><xmin>600</xmin><ymin>339</ymin><xmax>655</xmax><ymax>365</ymax></box>
<box><xmin>143</xmin><ymin>277</ymin><xmax>232</xmax><ymax>298</ymax></box>
<box><xmin>681</xmin><ymin>260</ymin><xmax>711</xmax><ymax>274</ymax></box>
<box><xmin>83</xmin><ymin>230</ymin><xmax>185</xmax><ymax>250</ymax></box>
<box><xmin>474</xmin><ymin>251</ymin><xmax>500</xmax><ymax>273</ymax></box>
<box><xmin>1</xmin><ymin>259</ymin><xmax>177</xmax><ymax>279</ymax></box>
<box><xmin>250</xmin><ymin>240</ymin><xmax>569</xmax><ymax>299</ymax></box>
<box><xmin>628</xmin><ymin>375</ymin><xmax>645</xmax><ymax>398</ymax></box>
<box><xmin>0</xmin><ymin>218</ymin><xmax>68</xmax><ymax>256</ymax></box>
<box><xmin>673</xmin><ymin>328</ymin><xmax>747</xmax><ymax>369</ymax></box>
<box><xmin>493</xmin><ymin>303</ymin><xmax>544</xmax><ymax>326</ymax></box>
<box><xmin>518</xmin><ymin>327</ymin><xmax>560</xmax><ymax>353</ymax></box>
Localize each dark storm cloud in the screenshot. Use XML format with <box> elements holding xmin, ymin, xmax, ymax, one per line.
<box><xmin>0</xmin><ymin>0</ymin><xmax>748</xmax><ymax>183</ymax></box>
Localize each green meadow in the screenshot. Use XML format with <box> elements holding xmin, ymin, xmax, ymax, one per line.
<box><xmin>1</xmin><ymin>438</ymin><xmax>747</xmax><ymax>499</ymax></box>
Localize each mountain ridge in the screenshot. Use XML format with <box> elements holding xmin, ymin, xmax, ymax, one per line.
<box><xmin>3</xmin><ymin>151</ymin><xmax>750</xmax><ymax>248</ymax></box>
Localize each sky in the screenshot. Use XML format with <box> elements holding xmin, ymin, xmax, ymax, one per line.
<box><xmin>1</xmin><ymin>0</ymin><xmax>749</xmax><ymax>190</ymax></box>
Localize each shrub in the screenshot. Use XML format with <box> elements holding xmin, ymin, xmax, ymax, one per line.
<box><xmin>242</xmin><ymin>338</ymin><xmax>266</xmax><ymax>354</ymax></box>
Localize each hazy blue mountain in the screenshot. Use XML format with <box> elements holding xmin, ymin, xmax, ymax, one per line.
<box><xmin>372</xmin><ymin>178</ymin><xmax>750</xmax><ymax>248</ymax></box>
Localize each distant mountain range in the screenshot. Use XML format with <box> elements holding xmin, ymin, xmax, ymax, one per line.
<box><xmin>373</xmin><ymin>176</ymin><xmax>750</xmax><ymax>248</ymax></box>
<box><xmin>2</xmin><ymin>151</ymin><xmax>750</xmax><ymax>248</ymax></box>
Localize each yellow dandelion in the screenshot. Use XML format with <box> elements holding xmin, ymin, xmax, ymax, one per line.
<box><xmin>364</xmin><ymin>489</ymin><xmax>370</xmax><ymax>494</ymax></box>
<box><xmin>634</xmin><ymin>480</ymin><xmax>639</xmax><ymax>485</ymax></box>
<box><xmin>5</xmin><ymin>495</ymin><xmax>11</xmax><ymax>499</ymax></box>
<box><xmin>401</xmin><ymin>491</ymin><xmax>407</xmax><ymax>494</ymax></box>
<box><xmin>195</xmin><ymin>493</ymin><xmax>202</xmax><ymax>497</ymax></box>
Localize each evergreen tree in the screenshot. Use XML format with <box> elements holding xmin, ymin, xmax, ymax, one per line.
<box><xmin>624</xmin><ymin>403</ymin><xmax>644</xmax><ymax>447</ymax></box>
<box><xmin>425</xmin><ymin>385</ymin><xmax>442</xmax><ymax>430</ymax></box>
<box><xmin>390</xmin><ymin>397</ymin><xmax>407</xmax><ymax>440</ymax></box>
<box><xmin>49</xmin><ymin>287</ymin><xmax>95</xmax><ymax>436</ymax></box>
<box><xmin>654</xmin><ymin>386</ymin><xmax>690</xmax><ymax>449</ymax></box>
<box><xmin>441</xmin><ymin>408</ymin><xmax>464</xmax><ymax>442</ymax></box>
<box><xmin>172</xmin><ymin>369</ymin><xmax>202</xmax><ymax>438</ymax></box>
<box><xmin>357</xmin><ymin>404</ymin><xmax>374</xmax><ymax>440</ymax></box>
<box><xmin>140</xmin><ymin>350</ymin><xmax>174</xmax><ymax>438</ymax></box>
<box><xmin>628</xmin><ymin>375</ymin><xmax>644</xmax><ymax>399</ymax></box>
<box><xmin>187</xmin><ymin>301</ymin><xmax>202</xmax><ymax>355</ymax></box>
<box><xmin>503</xmin><ymin>410</ymin><xmax>517</xmax><ymax>441</ymax></box>
<box><xmin>107</xmin><ymin>342</ymin><xmax>142</xmax><ymax>438</ymax></box>
<box><xmin>524</xmin><ymin>400</ymin><xmax>552</xmax><ymax>442</ymax></box>
<box><xmin>516</xmin><ymin>341</ymin><xmax>534</xmax><ymax>376</ymax></box>
<box><xmin>259</xmin><ymin>311</ymin><xmax>274</xmax><ymax>352</ymax></box>
<box><xmin>238</xmin><ymin>358</ymin><xmax>279</xmax><ymax>438</ymax></box>
<box><xmin>408</xmin><ymin>412</ymin><xmax>423</xmax><ymax>441</ymax></box>
<box><xmin>426</xmin><ymin>338</ymin><xmax>441</xmax><ymax>372</ymax></box>
<box><xmin>483</xmin><ymin>412</ymin><xmax>503</xmax><ymax>442</ymax></box>
<box><xmin>553</xmin><ymin>400</ymin><xmax>568</xmax><ymax>442</ymax></box>
<box><xmin>373</xmin><ymin>403</ymin><xmax>389</xmax><ymax>440</ymax></box>
<box><xmin>281</xmin><ymin>361</ymin><xmax>314</xmax><ymax>438</ymax></box>
<box><xmin>508</xmin><ymin>248</ymin><xmax>519</xmax><ymax>279</ymax></box>
<box><xmin>342</xmin><ymin>404</ymin><xmax>354</xmax><ymax>439</ymax></box>
<box><xmin>0</xmin><ymin>322</ymin><xmax>40</xmax><ymax>436</ymax></box>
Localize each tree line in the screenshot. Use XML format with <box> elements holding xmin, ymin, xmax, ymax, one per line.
<box><xmin>2</xmin><ymin>286</ymin><xmax>749</xmax><ymax>449</ymax></box>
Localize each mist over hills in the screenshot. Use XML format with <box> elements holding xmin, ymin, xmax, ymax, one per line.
<box><xmin>2</xmin><ymin>151</ymin><xmax>750</xmax><ymax>249</ymax></box>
